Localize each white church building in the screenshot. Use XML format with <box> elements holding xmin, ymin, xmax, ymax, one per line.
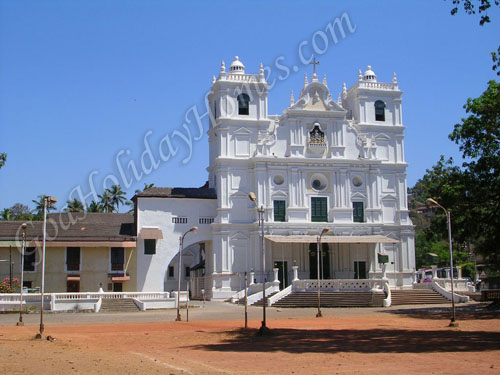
<box><xmin>133</xmin><ymin>57</ymin><xmax>416</xmax><ymax>301</ymax></box>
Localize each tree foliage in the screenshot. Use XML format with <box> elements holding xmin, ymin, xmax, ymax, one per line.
<box><xmin>32</xmin><ymin>195</ymin><xmax>57</xmax><ymax>215</ymax></box>
<box><xmin>412</xmin><ymin>80</ymin><xmax>500</xmax><ymax>269</ymax></box>
<box><xmin>65</xmin><ymin>198</ymin><xmax>85</xmax><ymax>213</ymax></box>
<box><xmin>448</xmin><ymin>0</ymin><xmax>500</xmax><ymax>74</ymax></box>
<box><xmin>0</xmin><ymin>153</ymin><xmax>5</xmax><ymax>169</ymax></box>
<box><xmin>449</xmin><ymin>0</ymin><xmax>500</xmax><ymax>25</ymax></box>
<box><xmin>86</xmin><ymin>200</ymin><xmax>104</xmax><ymax>213</ymax></box>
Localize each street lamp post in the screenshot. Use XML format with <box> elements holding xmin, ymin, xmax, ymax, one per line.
<box><xmin>17</xmin><ymin>223</ymin><xmax>27</xmax><ymax>326</ymax></box>
<box><xmin>316</xmin><ymin>228</ymin><xmax>329</xmax><ymax>318</ymax></box>
<box><xmin>249</xmin><ymin>192</ymin><xmax>270</xmax><ymax>335</ymax></box>
<box><xmin>426</xmin><ymin>198</ymin><xmax>458</xmax><ymax>327</ymax></box>
<box><xmin>176</xmin><ymin>226</ymin><xmax>198</xmax><ymax>322</ymax></box>
<box><xmin>36</xmin><ymin>196</ymin><xmax>57</xmax><ymax>339</ymax></box>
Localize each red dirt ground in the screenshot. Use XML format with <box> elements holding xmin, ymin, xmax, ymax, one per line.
<box><xmin>1</xmin><ymin>308</ymin><xmax>500</xmax><ymax>374</ymax></box>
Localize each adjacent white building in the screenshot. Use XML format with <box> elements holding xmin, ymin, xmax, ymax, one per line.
<box><xmin>133</xmin><ymin>57</ymin><xmax>415</xmax><ymax>300</ymax></box>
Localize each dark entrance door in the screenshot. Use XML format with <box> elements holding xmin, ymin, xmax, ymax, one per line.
<box><xmin>354</xmin><ymin>261</ymin><xmax>367</xmax><ymax>279</ymax></box>
<box><xmin>274</xmin><ymin>261</ymin><xmax>288</xmax><ymax>289</ymax></box>
<box><xmin>309</xmin><ymin>243</ymin><xmax>331</xmax><ymax>279</ymax></box>
<box><xmin>67</xmin><ymin>280</ymin><xmax>79</xmax><ymax>293</ymax></box>
<box><xmin>113</xmin><ymin>282</ymin><xmax>123</xmax><ymax>292</ymax></box>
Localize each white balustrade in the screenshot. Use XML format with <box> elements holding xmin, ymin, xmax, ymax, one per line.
<box><xmin>293</xmin><ymin>279</ymin><xmax>385</xmax><ymax>292</ymax></box>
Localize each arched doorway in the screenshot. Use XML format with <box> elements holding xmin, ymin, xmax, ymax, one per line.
<box><xmin>309</xmin><ymin>243</ymin><xmax>330</xmax><ymax>279</ymax></box>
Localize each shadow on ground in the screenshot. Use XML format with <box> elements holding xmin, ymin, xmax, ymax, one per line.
<box><xmin>189</xmin><ymin>327</ymin><xmax>500</xmax><ymax>354</ymax></box>
<box><xmin>382</xmin><ymin>303</ymin><xmax>500</xmax><ymax>320</ymax></box>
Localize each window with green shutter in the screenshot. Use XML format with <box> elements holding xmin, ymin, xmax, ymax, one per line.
<box><xmin>353</xmin><ymin>201</ymin><xmax>364</xmax><ymax>223</ymax></box>
<box><xmin>274</xmin><ymin>200</ymin><xmax>286</xmax><ymax>222</ymax></box>
<box><xmin>311</xmin><ymin>197</ymin><xmax>328</xmax><ymax>222</ymax></box>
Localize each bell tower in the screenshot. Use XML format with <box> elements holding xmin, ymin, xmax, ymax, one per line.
<box><xmin>207</xmin><ymin>57</ymin><xmax>270</xmax><ymax>188</ymax></box>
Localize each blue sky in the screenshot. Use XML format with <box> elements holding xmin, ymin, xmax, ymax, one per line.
<box><xmin>0</xmin><ymin>0</ymin><xmax>499</xmax><ymax>211</ymax></box>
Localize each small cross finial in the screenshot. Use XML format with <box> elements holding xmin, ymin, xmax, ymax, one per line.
<box><xmin>310</xmin><ymin>57</ymin><xmax>320</xmax><ymax>75</ymax></box>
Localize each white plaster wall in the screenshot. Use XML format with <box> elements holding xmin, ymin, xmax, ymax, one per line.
<box><xmin>136</xmin><ymin>197</ymin><xmax>217</xmax><ymax>292</ymax></box>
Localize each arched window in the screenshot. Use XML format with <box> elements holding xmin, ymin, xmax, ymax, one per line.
<box><xmin>375</xmin><ymin>100</ymin><xmax>386</xmax><ymax>122</ymax></box>
<box><xmin>237</xmin><ymin>93</ymin><xmax>250</xmax><ymax>115</ymax></box>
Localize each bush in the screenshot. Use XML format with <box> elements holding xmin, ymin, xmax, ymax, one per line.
<box><xmin>0</xmin><ymin>277</ymin><xmax>20</xmax><ymax>293</ymax></box>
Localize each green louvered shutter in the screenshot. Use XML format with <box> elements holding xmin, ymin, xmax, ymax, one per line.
<box><xmin>353</xmin><ymin>202</ymin><xmax>364</xmax><ymax>223</ymax></box>
<box><xmin>274</xmin><ymin>200</ymin><xmax>286</xmax><ymax>222</ymax></box>
<box><xmin>311</xmin><ymin>197</ymin><xmax>328</xmax><ymax>222</ymax></box>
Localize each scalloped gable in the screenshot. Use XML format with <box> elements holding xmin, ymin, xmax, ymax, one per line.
<box><xmin>290</xmin><ymin>81</ymin><xmax>346</xmax><ymax>113</ymax></box>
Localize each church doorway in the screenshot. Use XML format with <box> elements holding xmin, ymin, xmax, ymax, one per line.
<box><xmin>309</xmin><ymin>243</ymin><xmax>330</xmax><ymax>279</ymax></box>
<box><xmin>354</xmin><ymin>261</ymin><xmax>367</xmax><ymax>279</ymax></box>
<box><xmin>274</xmin><ymin>261</ymin><xmax>288</xmax><ymax>289</ymax></box>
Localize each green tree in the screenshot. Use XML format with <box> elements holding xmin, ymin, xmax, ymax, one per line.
<box><xmin>98</xmin><ymin>190</ymin><xmax>115</xmax><ymax>213</ymax></box>
<box><xmin>0</xmin><ymin>153</ymin><xmax>6</xmax><ymax>169</ymax></box>
<box><xmin>0</xmin><ymin>208</ymin><xmax>12</xmax><ymax>221</ymax></box>
<box><xmin>32</xmin><ymin>195</ymin><xmax>57</xmax><ymax>215</ymax></box>
<box><xmin>86</xmin><ymin>200</ymin><xmax>104</xmax><ymax>213</ymax></box>
<box><xmin>413</xmin><ymin>81</ymin><xmax>500</xmax><ymax>268</ymax></box>
<box><xmin>9</xmin><ymin>203</ymin><xmax>32</xmax><ymax>221</ymax></box>
<box><xmin>109</xmin><ymin>185</ymin><xmax>127</xmax><ymax>211</ymax></box>
<box><xmin>65</xmin><ymin>198</ymin><xmax>84</xmax><ymax>213</ymax></box>
<box><xmin>448</xmin><ymin>0</ymin><xmax>500</xmax><ymax>74</ymax></box>
<box><xmin>448</xmin><ymin>80</ymin><xmax>500</xmax><ymax>265</ymax></box>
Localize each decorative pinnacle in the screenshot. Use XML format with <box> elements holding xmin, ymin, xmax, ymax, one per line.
<box><xmin>259</xmin><ymin>63</ymin><xmax>264</xmax><ymax>75</ymax></box>
<box><xmin>290</xmin><ymin>90</ymin><xmax>295</xmax><ymax>106</ymax></box>
<box><xmin>304</xmin><ymin>73</ymin><xmax>309</xmax><ymax>87</ymax></box>
<box><xmin>393</xmin><ymin>72</ymin><xmax>398</xmax><ymax>84</ymax></box>
<box><xmin>337</xmin><ymin>93</ymin><xmax>342</xmax><ymax>105</ymax></box>
<box><xmin>358</xmin><ymin>69</ymin><xmax>362</xmax><ymax>81</ymax></box>
<box><xmin>323</xmin><ymin>74</ymin><xmax>328</xmax><ymax>86</ymax></box>
<box><xmin>342</xmin><ymin>82</ymin><xmax>347</xmax><ymax>98</ymax></box>
<box><xmin>212</xmin><ymin>75</ymin><xmax>216</xmax><ymax>83</ymax></box>
<box><xmin>221</xmin><ymin>61</ymin><xmax>226</xmax><ymax>73</ymax></box>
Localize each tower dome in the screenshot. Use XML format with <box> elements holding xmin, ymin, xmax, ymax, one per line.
<box><xmin>363</xmin><ymin>65</ymin><xmax>377</xmax><ymax>82</ymax></box>
<box><xmin>229</xmin><ymin>56</ymin><xmax>245</xmax><ymax>74</ymax></box>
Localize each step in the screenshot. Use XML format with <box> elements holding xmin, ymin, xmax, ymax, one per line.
<box><xmin>272</xmin><ymin>291</ymin><xmax>385</xmax><ymax>308</ymax></box>
<box><xmin>390</xmin><ymin>289</ymin><xmax>449</xmax><ymax>305</ymax></box>
<box><xmin>99</xmin><ymin>298</ymin><xmax>140</xmax><ymax>312</ymax></box>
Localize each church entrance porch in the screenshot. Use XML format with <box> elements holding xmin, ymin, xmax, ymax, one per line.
<box><xmin>265</xmin><ymin>234</ymin><xmax>399</xmax><ymax>289</ymax></box>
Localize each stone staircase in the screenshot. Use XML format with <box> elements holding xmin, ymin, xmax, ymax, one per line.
<box><xmin>233</xmin><ymin>291</ymin><xmax>279</xmax><ymax>306</ymax></box>
<box><xmin>271</xmin><ymin>291</ymin><xmax>385</xmax><ymax>308</ymax></box>
<box><xmin>390</xmin><ymin>289</ymin><xmax>450</xmax><ymax>306</ymax></box>
<box><xmin>251</xmin><ymin>291</ymin><xmax>280</xmax><ymax>306</ymax></box>
<box><xmin>99</xmin><ymin>298</ymin><xmax>140</xmax><ymax>312</ymax></box>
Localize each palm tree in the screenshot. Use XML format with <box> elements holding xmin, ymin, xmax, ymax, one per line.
<box><xmin>98</xmin><ymin>190</ymin><xmax>115</xmax><ymax>213</ymax></box>
<box><xmin>65</xmin><ymin>198</ymin><xmax>84</xmax><ymax>213</ymax></box>
<box><xmin>135</xmin><ymin>183</ymin><xmax>155</xmax><ymax>195</ymax></box>
<box><xmin>0</xmin><ymin>208</ymin><xmax>12</xmax><ymax>220</ymax></box>
<box><xmin>109</xmin><ymin>184</ymin><xmax>127</xmax><ymax>211</ymax></box>
<box><xmin>32</xmin><ymin>195</ymin><xmax>57</xmax><ymax>215</ymax></box>
<box><xmin>86</xmin><ymin>200</ymin><xmax>104</xmax><ymax>213</ymax></box>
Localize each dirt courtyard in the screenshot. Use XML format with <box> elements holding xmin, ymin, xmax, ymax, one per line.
<box><xmin>1</xmin><ymin>303</ymin><xmax>500</xmax><ymax>374</ymax></box>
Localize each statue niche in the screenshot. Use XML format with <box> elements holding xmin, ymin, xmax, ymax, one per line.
<box><xmin>308</xmin><ymin>123</ymin><xmax>327</xmax><ymax>154</ymax></box>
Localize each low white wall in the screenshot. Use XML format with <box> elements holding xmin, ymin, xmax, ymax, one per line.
<box><xmin>143</xmin><ymin>299</ymin><xmax>177</xmax><ymax>309</ymax></box>
<box><xmin>53</xmin><ymin>300</ymin><xmax>98</xmax><ymax>311</ymax></box>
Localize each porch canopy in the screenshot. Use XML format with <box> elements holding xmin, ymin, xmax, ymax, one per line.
<box><xmin>264</xmin><ymin>235</ymin><xmax>399</xmax><ymax>244</ymax></box>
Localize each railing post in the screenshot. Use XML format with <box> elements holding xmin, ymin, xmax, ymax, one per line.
<box><xmin>273</xmin><ymin>268</ymin><xmax>279</xmax><ymax>283</ymax></box>
<box><xmin>249</xmin><ymin>271</ymin><xmax>255</xmax><ymax>286</ymax></box>
<box><xmin>292</xmin><ymin>266</ymin><xmax>299</xmax><ymax>282</ymax></box>
<box><xmin>431</xmin><ymin>265</ymin><xmax>438</xmax><ymax>279</ymax></box>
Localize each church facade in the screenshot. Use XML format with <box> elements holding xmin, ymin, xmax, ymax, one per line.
<box><xmin>134</xmin><ymin>57</ymin><xmax>415</xmax><ymax>300</ymax></box>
